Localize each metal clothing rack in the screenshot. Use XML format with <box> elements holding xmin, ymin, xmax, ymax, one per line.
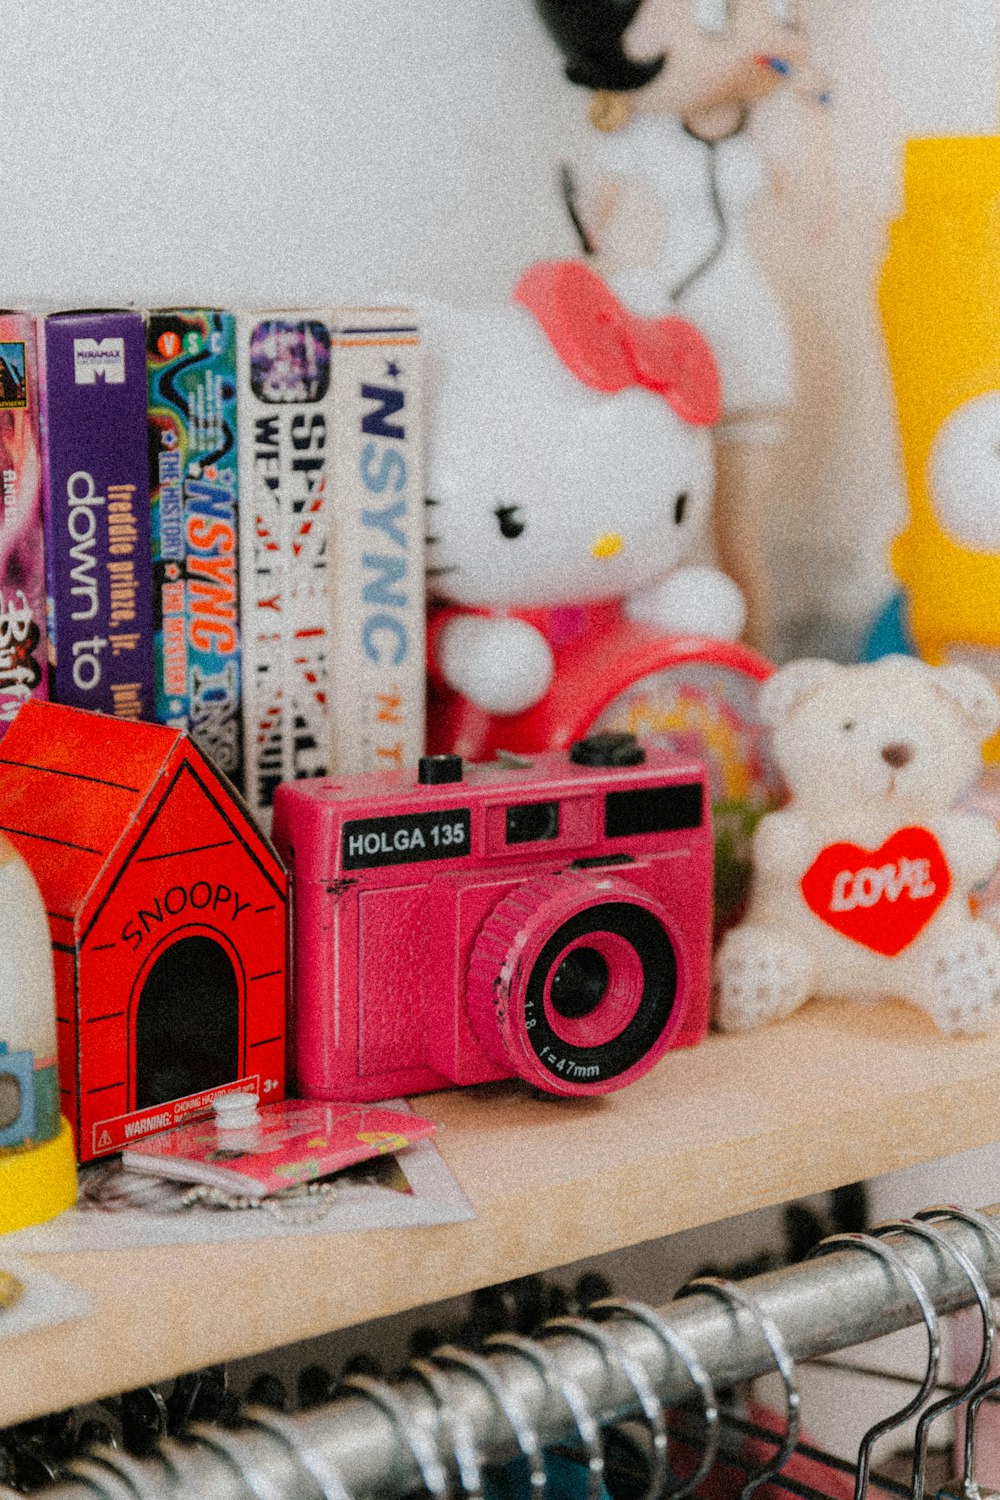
<box><xmin>16</xmin><ymin>1202</ymin><xmax>1000</xmax><ymax>1500</ymax></box>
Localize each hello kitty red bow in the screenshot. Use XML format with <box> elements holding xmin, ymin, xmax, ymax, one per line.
<box><xmin>513</xmin><ymin>260</ymin><xmax>721</xmax><ymax>426</ymax></box>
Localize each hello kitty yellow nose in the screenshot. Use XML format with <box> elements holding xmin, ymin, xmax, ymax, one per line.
<box><xmin>592</xmin><ymin>533</ymin><xmax>623</xmax><ymax>560</ymax></box>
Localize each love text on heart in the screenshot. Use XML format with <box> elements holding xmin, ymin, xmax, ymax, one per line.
<box><xmin>828</xmin><ymin>856</ymin><xmax>936</xmax><ymax>913</ymax></box>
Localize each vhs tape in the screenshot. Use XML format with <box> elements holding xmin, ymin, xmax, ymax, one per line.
<box><xmin>148</xmin><ymin>310</ymin><xmax>242</xmax><ymax>788</ymax></box>
<box><xmin>0</xmin><ymin>314</ymin><xmax>49</xmax><ymax>731</ymax></box>
<box><xmin>38</xmin><ymin>310</ymin><xmax>154</xmax><ymax>720</ymax></box>
<box><xmin>329</xmin><ymin>311</ymin><xmax>426</xmax><ymax>775</ymax></box>
<box><xmin>236</xmin><ymin>312</ymin><xmax>334</xmax><ymax>825</ymax></box>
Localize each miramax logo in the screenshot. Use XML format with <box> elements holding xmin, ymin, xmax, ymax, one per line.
<box><xmin>73</xmin><ymin>337</ymin><xmax>126</xmax><ymax>385</ymax></box>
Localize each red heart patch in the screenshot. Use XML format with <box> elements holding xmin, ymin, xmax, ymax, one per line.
<box><xmin>800</xmin><ymin>826</ymin><xmax>951</xmax><ymax>957</ymax></box>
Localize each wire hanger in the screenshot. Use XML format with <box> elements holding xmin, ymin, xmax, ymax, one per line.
<box><xmin>543</xmin><ymin>1312</ymin><xmax>669</xmax><ymax>1500</ymax></box>
<box><xmin>915</xmin><ymin>1205</ymin><xmax>1000</xmax><ymax>1500</ymax></box>
<box><xmin>409</xmin><ymin>1356</ymin><xmax>486</xmax><ymax>1500</ymax></box>
<box><xmin>238</xmin><ymin>1404</ymin><xmax>354</xmax><ymax>1500</ymax></box>
<box><xmin>872</xmin><ymin>1219</ymin><xmax>994</xmax><ymax>1500</ymax></box>
<box><xmin>590</xmin><ymin>1296</ymin><xmax>721</xmax><ymax>1498</ymax></box>
<box><xmin>485</xmin><ymin>1332</ymin><xmax>606</xmax><ymax>1500</ymax></box>
<box><xmin>432</xmin><ymin>1344</ymin><xmax>549</xmax><ymax>1494</ymax></box>
<box><xmin>807</xmin><ymin>1231</ymin><xmax>941</xmax><ymax>1500</ymax></box>
<box><xmin>341</xmin><ymin>1372</ymin><xmax>449</xmax><ymax>1498</ymax></box>
<box><xmin>177</xmin><ymin>1417</ymin><xmax>321</xmax><ymax>1500</ymax></box>
<box><xmin>676</xmin><ymin>1275</ymin><xmax>801</xmax><ymax>1500</ymax></box>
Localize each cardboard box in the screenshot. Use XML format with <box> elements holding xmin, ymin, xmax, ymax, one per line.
<box><xmin>0</xmin><ymin>701</ymin><xmax>287</xmax><ymax>1162</ymax></box>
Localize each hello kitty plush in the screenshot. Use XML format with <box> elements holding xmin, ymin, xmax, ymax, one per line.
<box><xmin>425</xmin><ymin>259</ymin><xmax>758</xmax><ymax>761</ymax></box>
<box><xmin>714</xmin><ymin>655</ymin><xmax>1000</xmax><ymax>1036</ymax></box>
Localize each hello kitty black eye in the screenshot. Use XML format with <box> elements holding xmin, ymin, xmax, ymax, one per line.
<box><xmin>841</xmin><ymin>720</ymin><xmax>855</xmax><ymax>732</ymax></box>
<box><xmin>674</xmin><ymin>492</ymin><xmax>689</xmax><ymax>526</ymax></box>
<box><xmin>494</xmin><ymin>505</ymin><xmax>525</xmax><ymax>540</ymax></box>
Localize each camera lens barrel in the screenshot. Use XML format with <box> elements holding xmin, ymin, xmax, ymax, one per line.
<box><xmin>466</xmin><ymin>872</ymin><xmax>681</xmax><ymax>1096</ymax></box>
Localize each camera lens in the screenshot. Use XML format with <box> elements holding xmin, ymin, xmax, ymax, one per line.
<box><xmin>467</xmin><ymin>873</ymin><xmax>682</xmax><ymax>1096</ymax></box>
<box><xmin>549</xmin><ymin>947</ymin><xmax>609</xmax><ymax>1019</ymax></box>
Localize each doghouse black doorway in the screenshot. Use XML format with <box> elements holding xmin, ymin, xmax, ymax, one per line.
<box><xmin>134</xmin><ymin>934</ymin><xmax>240</xmax><ymax>1111</ymax></box>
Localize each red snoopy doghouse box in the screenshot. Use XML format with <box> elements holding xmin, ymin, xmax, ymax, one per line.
<box><xmin>0</xmin><ymin>702</ymin><xmax>287</xmax><ymax>1161</ymax></box>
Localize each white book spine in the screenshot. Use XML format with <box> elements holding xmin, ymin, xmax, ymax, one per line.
<box><xmin>237</xmin><ymin>312</ymin><xmax>335</xmax><ymax>826</ymax></box>
<box><xmin>329</xmin><ymin>312</ymin><xmax>426</xmax><ymax>776</ymax></box>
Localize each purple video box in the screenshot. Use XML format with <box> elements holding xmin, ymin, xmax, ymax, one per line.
<box><xmin>39</xmin><ymin>311</ymin><xmax>154</xmax><ymax>719</ymax></box>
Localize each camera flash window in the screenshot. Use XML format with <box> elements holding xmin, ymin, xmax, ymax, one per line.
<box><xmin>605</xmin><ymin>784</ymin><xmax>704</xmax><ymax>839</ymax></box>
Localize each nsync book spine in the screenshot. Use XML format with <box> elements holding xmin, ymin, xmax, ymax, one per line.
<box><xmin>237</xmin><ymin>312</ymin><xmax>334</xmax><ymax>826</ymax></box>
<box><xmin>0</xmin><ymin>314</ymin><xmax>49</xmax><ymax>731</ymax></box>
<box><xmin>329</xmin><ymin>311</ymin><xmax>425</xmax><ymax>775</ymax></box>
<box><xmin>148</xmin><ymin>310</ymin><xmax>243</xmax><ymax>789</ymax></box>
<box><xmin>38</xmin><ymin>310</ymin><xmax>154</xmax><ymax>720</ymax></box>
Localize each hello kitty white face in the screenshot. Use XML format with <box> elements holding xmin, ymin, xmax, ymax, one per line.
<box><xmin>928</xmin><ymin>392</ymin><xmax>1000</xmax><ymax>552</ymax></box>
<box><xmin>423</xmin><ymin>301</ymin><xmax>714</xmax><ymax>610</ymax></box>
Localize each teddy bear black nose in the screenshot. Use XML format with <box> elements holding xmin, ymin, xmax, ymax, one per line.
<box><xmin>881</xmin><ymin>741</ymin><xmax>915</xmax><ymax>769</ymax></box>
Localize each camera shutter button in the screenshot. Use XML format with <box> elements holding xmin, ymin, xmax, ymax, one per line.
<box><xmin>418</xmin><ymin>754</ymin><xmax>463</xmax><ymax>784</ymax></box>
<box><xmin>570</xmin><ymin>733</ymin><xmax>645</xmax><ymax>767</ymax></box>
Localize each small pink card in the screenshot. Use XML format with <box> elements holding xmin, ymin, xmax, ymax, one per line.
<box><xmin>121</xmin><ymin>1097</ymin><xmax>438</xmax><ymax>1198</ymax></box>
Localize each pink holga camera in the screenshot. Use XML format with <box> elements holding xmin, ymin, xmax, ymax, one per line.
<box><xmin>272</xmin><ymin>734</ymin><xmax>712</xmax><ymax>1100</ymax></box>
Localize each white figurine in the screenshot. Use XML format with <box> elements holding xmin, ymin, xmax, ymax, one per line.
<box><xmin>0</xmin><ymin>833</ymin><xmax>61</xmax><ymax>1152</ymax></box>
<box><xmin>424</xmin><ymin>259</ymin><xmax>745</xmax><ymax>727</ymax></box>
<box><xmin>534</xmin><ymin>0</ymin><xmax>832</xmax><ymax>650</ymax></box>
<box><xmin>714</xmin><ymin>655</ymin><xmax>1000</xmax><ymax>1035</ymax></box>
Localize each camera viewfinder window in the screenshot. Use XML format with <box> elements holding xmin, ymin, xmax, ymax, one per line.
<box><xmin>605</xmin><ymin>784</ymin><xmax>703</xmax><ymax>838</ymax></box>
<box><xmin>506</xmin><ymin>801</ymin><xmax>561</xmax><ymax>844</ymax></box>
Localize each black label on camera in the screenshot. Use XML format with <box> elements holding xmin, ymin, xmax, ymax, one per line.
<box><xmin>342</xmin><ymin>808</ymin><xmax>472</xmax><ymax>869</ymax></box>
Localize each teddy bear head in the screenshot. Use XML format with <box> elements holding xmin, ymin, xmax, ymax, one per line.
<box><xmin>757</xmin><ymin>654</ymin><xmax>1000</xmax><ymax>814</ymax></box>
<box><xmin>422</xmin><ymin>260</ymin><xmax>719</xmax><ymax>611</ymax></box>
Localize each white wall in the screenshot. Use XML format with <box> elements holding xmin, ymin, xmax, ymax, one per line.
<box><xmin>4</xmin><ymin>3</ymin><xmax>988</xmax><ymax>309</ymax></box>
<box><xmin>0</xmin><ymin>0</ymin><xmax>579</xmax><ymax>307</ymax></box>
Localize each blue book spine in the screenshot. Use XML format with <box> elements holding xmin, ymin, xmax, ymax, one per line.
<box><xmin>147</xmin><ymin>310</ymin><xmax>242</xmax><ymax>788</ymax></box>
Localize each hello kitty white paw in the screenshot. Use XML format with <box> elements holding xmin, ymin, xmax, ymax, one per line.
<box><xmin>625</xmin><ymin>565</ymin><xmax>746</xmax><ymax>641</ymax></box>
<box><xmin>713</xmin><ymin>926</ymin><xmax>815</xmax><ymax>1032</ymax></box>
<box><xmin>435</xmin><ymin>615</ymin><xmax>555</xmax><ymax>716</ymax></box>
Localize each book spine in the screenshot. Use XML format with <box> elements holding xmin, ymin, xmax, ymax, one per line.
<box><xmin>38</xmin><ymin>311</ymin><xmax>154</xmax><ymax>719</ymax></box>
<box><xmin>330</xmin><ymin>313</ymin><xmax>426</xmax><ymax>775</ymax></box>
<box><xmin>0</xmin><ymin>315</ymin><xmax>49</xmax><ymax>731</ymax></box>
<box><xmin>148</xmin><ymin>311</ymin><xmax>243</xmax><ymax>789</ymax></box>
<box><xmin>237</xmin><ymin>312</ymin><xmax>335</xmax><ymax>826</ymax></box>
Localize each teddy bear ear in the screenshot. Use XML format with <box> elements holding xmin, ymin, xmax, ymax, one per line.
<box><xmin>757</xmin><ymin>658</ymin><xmax>841</xmax><ymax>728</ymax></box>
<box><xmin>932</xmin><ymin>663</ymin><xmax>1000</xmax><ymax>737</ymax></box>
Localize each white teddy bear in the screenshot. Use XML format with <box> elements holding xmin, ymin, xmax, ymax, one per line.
<box><xmin>714</xmin><ymin>654</ymin><xmax>1000</xmax><ymax>1036</ymax></box>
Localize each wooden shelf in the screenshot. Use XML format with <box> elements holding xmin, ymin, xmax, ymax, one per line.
<box><xmin>6</xmin><ymin>996</ymin><xmax>1000</xmax><ymax>1426</ymax></box>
